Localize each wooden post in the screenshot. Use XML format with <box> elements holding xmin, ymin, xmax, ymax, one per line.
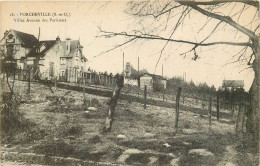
<box><xmin>123</xmin><ymin>53</ymin><xmax>125</xmax><ymax>77</ymax></box>
<box><xmin>90</xmin><ymin>73</ymin><xmax>92</xmax><ymax>84</ymax></box>
<box><xmin>28</xmin><ymin>68</ymin><xmax>31</xmax><ymax>94</ymax></box>
<box><xmin>83</xmin><ymin>73</ymin><xmax>86</xmax><ymax>105</ymax></box>
<box><xmin>241</xmin><ymin>102</ymin><xmax>246</xmax><ymax>132</ymax></box>
<box><xmin>230</xmin><ymin>89</ymin><xmax>235</xmax><ymax>120</ymax></box>
<box><xmin>217</xmin><ymin>91</ymin><xmax>220</xmax><ymax>121</ymax></box>
<box><xmin>103</xmin><ymin>75</ymin><xmax>124</xmax><ymax>132</ymax></box>
<box><xmin>235</xmin><ymin>103</ymin><xmax>241</xmax><ymax>133</ymax></box>
<box><xmin>163</xmin><ymin>89</ymin><xmax>165</xmax><ymax>101</ymax></box>
<box><xmin>138</xmin><ymin>57</ymin><xmax>140</xmax><ymax>99</ymax></box>
<box><xmin>208</xmin><ymin>95</ymin><xmax>212</xmax><ymax>128</ymax></box>
<box><xmin>144</xmin><ymin>85</ymin><xmax>147</xmax><ymax>109</ymax></box>
<box><xmin>54</xmin><ymin>76</ymin><xmax>57</xmax><ymax>90</ymax></box>
<box><xmin>175</xmin><ymin>87</ymin><xmax>182</xmax><ymax>129</ymax></box>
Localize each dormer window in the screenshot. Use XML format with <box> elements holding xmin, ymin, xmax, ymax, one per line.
<box><xmin>6</xmin><ymin>34</ymin><xmax>15</xmax><ymax>43</ymax></box>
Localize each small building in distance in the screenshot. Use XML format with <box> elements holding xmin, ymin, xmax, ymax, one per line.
<box><xmin>140</xmin><ymin>73</ymin><xmax>167</xmax><ymax>91</ymax></box>
<box><xmin>222</xmin><ymin>80</ymin><xmax>244</xmax><ymax>90</ymax></box>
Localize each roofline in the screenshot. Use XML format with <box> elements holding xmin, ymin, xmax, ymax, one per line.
<box><xmin>0</xmin><ymin>29</ymin><xmax>26</xmax><ymax>46</ymax></box>
<box><xmin>140</xmin><ymin>73</ymin><xmax>167</xmax><ymax>80</ymax></box>
<box><xmin>41</xmin><ymin>40</ymin><xmax>60</xmax><ymax>55</ymax></box>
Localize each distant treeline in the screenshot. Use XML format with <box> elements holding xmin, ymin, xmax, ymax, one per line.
<box><xmin>166</xmin><ymin>77</ymin><xmax>249</xmax><ymax>108</ymax></box>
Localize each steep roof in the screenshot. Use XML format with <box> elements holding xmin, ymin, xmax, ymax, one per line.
<box><xmin>26</xmin><ymin>40</ymin><xmax>58</xmax><ymax>57</ymax></box>
<box><xmin>60</xmin><ymin>40</ymin><xmax>78</xmax><ymax>57</ymax></box>
<box><xmin>141</xmin><ymin>73</ymin><xmax>167</xmax><ymax>80</ymax></box>
<box><xmin>12</xmin><ymin>30</ymin><xmax>39</xmax><ymax>48</ymax></box>
<box><xmin>39</xmin><ymin>40</ymin><xmax>57</xmax><ymax>54</ymax></box>
<box><xmin>60</xmin><ymin>40</ymin><xmax>87</xmax><ymax>61</ymax></box>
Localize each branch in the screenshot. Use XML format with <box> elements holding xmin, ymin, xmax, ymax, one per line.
<box><xmin>155</xmin><ymin>6</ymin><xmax>189</xmax><ymax>71</ymax></box>
<box><xmin>181</xmin><ymin>3</ymin><xmax>258</xmax><ymax>41</ymax></box>
<box><xmin>176</xmin><ymin>0</ymin><xmax>259</xmax><ymax>8</ymax></box>
<box><xmin>99</xmin><ymin>29</ymin><xmax>253</xmax><ymax>48</ymax></box>
<box><xmin>94</xmin><ymin>35</ymin><xmax>137</xmax><ymax>58</ymax></box>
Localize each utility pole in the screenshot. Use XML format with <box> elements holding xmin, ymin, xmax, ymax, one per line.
<box><xmin>162</xmin><ymin>64</ymin><xmax>165</xmax><ymax>101</ymax></box>
<box><xmin>138</xmin><ymin>56</ymin><xmax>140</xmax><ymax>99</ymax></box>
<box><xmin>162</xmin><ymin>64</ymin><xmax>163</xmax><ymax>77</ymax></box>
<box><xmin>123</xmin><ymin>52</ymin><xmax>125</xmax><ymax>77</ymax></box>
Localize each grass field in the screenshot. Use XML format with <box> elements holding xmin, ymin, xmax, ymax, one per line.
<box><xmin>0</xmin><ymin>79</ymin><xmax>258</xmax><ymax>166</ymax></box>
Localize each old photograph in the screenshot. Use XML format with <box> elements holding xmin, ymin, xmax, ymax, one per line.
<box><xmin>0</xmin><ymin>0</ymin><xmax>259</xmax><ymax>165</ymax></box>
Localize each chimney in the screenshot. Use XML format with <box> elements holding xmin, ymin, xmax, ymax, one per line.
<box><xmin>66</xmin><ymin>37</ymin><xmax>71</xmax><ymax>55</ymax></box>
<box><xmin>56</xmin><ymin>36</ymin><xmax>60</xmax><ymax>41</ymax></box>
<box><xmin>4</xmin><ymin>30</ymin><xmax>8</xmax><ymax>36</ymax></box>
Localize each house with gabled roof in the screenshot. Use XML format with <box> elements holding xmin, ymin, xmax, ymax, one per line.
<box><xmin>59</xmin><ymin>38</ymin><xmax>87</xmax><ymax>82</ymax></box>
<box><xmin>222</xmin><ymin>80</ymin><xmax>244</xmax><ymax>90</ymax></box>
<box><xmin>140</xmin><ymin>73</ymin><xmax>167</xmax><ymax>91</ymax></box>
<box><xmin>1</xmin><ymin>29</ymin><xmax>87</xmax><ymax>82</ymax></box>
<box><xmin>0</xmin><ymin>29</ymin><xmax>39</xmax><ymax>69</ymax></box>
<box><xmin>26</xmin><ymin>36</ymin><xmax>65</xmax><ymax>80</ymax></box>
<box><xmin>25</xmin><ymin>37</ymin><xmax>87</xmax><ymax>82</ymax></box>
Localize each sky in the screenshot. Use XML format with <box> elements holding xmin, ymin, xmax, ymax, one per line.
<box><xmin>0</xmin><ymin>1</ymin><xmax>258</xmax><ymax>91</ymax></box>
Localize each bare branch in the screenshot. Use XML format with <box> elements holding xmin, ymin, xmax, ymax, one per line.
<box><xmin>94</xmin><ymin>36</ymin><xmax>137</xmax><ymax>58</ymax></box>
<box><xmin>180</xmin><ymin>3</ymin><xmax>258</xmax><ymax>41</ymax></box>
<box><xmin>176</xmin><ymin>0</ymin><xmax>259</xmax><ymax>8</ymax></box>
<box><xmin>99</xmin><ymin>29</ymin><xmax>252</xmax><ymax>47</ymax></box>
<box><xmin>154</xmin><ymin>6</ymin><xmax>189</xmax><ymax>71</ymax></box>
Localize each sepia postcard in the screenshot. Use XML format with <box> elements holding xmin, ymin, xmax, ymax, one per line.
<box><xmin>0</xmin><ymin>0</ymin><xmax>259</xmax><ymax>165</ymax></box>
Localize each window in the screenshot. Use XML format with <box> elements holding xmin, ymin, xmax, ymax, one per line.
<box><xmin>39</xmin><ymin>59</ymin><xmax>44</xmax><ymax>65</ymax></box>
<box><xmin>61</xmin><ymin>58</ymin><xmax>66</xmax><ymax>65</ymax></box>
<box><xmin>61</xmin><ymin>70</ymin><xmax>65</xmax><ymax>76</ymax></box>
<box><xmin>6</xmin><ymin>34</ymin><xmax>15</xmax><ymax>43</ymax></box>
<box><xmin>76</xmin><ymin>59</ymin><xmax>79</xmax><ymax>67</ymax></box>
<box><xmin>67</xmin><ymin>45</ymin><xmax>69</xmax><ymax>50</ymax></box>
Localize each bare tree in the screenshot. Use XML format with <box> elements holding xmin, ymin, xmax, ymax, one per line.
<box><xmin>98</xmin><ymin>0</ymin><xmax>259</xmax><ymax>144</ymax></box>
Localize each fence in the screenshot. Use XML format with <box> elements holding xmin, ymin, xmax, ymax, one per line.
<box><xmin>9</xmin><ymin>67</ymin><xmax>249</xmax><ymax>116</ymax></box>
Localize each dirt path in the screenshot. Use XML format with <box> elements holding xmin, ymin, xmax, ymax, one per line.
<box><xmin>216</xmin><ymin>145</ymin><xmax>237</xmax><ymax>166</ymax></box>
<box><xmin>0</xmin><ymin>161</ymin><xmax>46</xmax><ymax>166</ymax></box>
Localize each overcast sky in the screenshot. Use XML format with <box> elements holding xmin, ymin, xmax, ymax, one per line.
<box><xmin>0</xmin><ymin>1</ymin><xmax>257</xmax><ymax>91</ymax></box>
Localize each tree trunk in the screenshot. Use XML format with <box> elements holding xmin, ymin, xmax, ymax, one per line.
<box><xmin>246</xmin><ymin>38</ymin><xmax>259</xmax><ymax>146</ymax></box>
<box><xmin>144</xmin><ymin>85</ymin><xmax>147</xmax><ymax>109</ymax></box>
<box><xmin>103</xmin><ymin>76</ymin><xmax>124</xmax><ymax>132</ymax></box>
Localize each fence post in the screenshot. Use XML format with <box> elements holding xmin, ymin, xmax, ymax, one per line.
<box><xmin>230</xmin><ymin>89</ymin><xmax>235</xmax><ymax>121</ymax></box>
<box><xmin>217</xmin><ymin>91</ymin><xmax>220</xmax><ymax>121</ymax></box>
<box><xmin>241</xmin><ymin>101</ymin><xmax>246</xmax><ymax>133</ymax></box>
<box><xmin>208</xmin><ymin>95</ymin><xmax>212</xmax><ymax>129</ymax></box>
<box><xmin>163</xmin><ymin>89</ymin><xmax>165</xmax><ymax>101</ymax></box>
<box><xmin>175</xmin><ymin>87</ymin><xmax>182</xmax><ymax>129</ymax></box>
<box><xmin>144</xmin><ymin>85</ymin><xmax>147</xmax><ymax>109</ymax></box>
<box><xmin>54</xmin><ymin>76</ymin><xmax>57</xmax><ymax>90</ymax></box>
<box><xmin>28</xmin><ymin>69</ymin><xmax>31</xmax><ymax>94</ymax></box>
<box><xmin>235</xmin><ymin>102</ymin><xmax>241</xmax><ymax>133</ymax></box>
<box><xmin>103</xmin><ymin>76</ymin><xmax>124</xmax><ymax>132</ymax></box>
<box><xmin>83</xmin><ymin>73</ymin><xmax>85</xmax><ymax>101</ymax></box>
